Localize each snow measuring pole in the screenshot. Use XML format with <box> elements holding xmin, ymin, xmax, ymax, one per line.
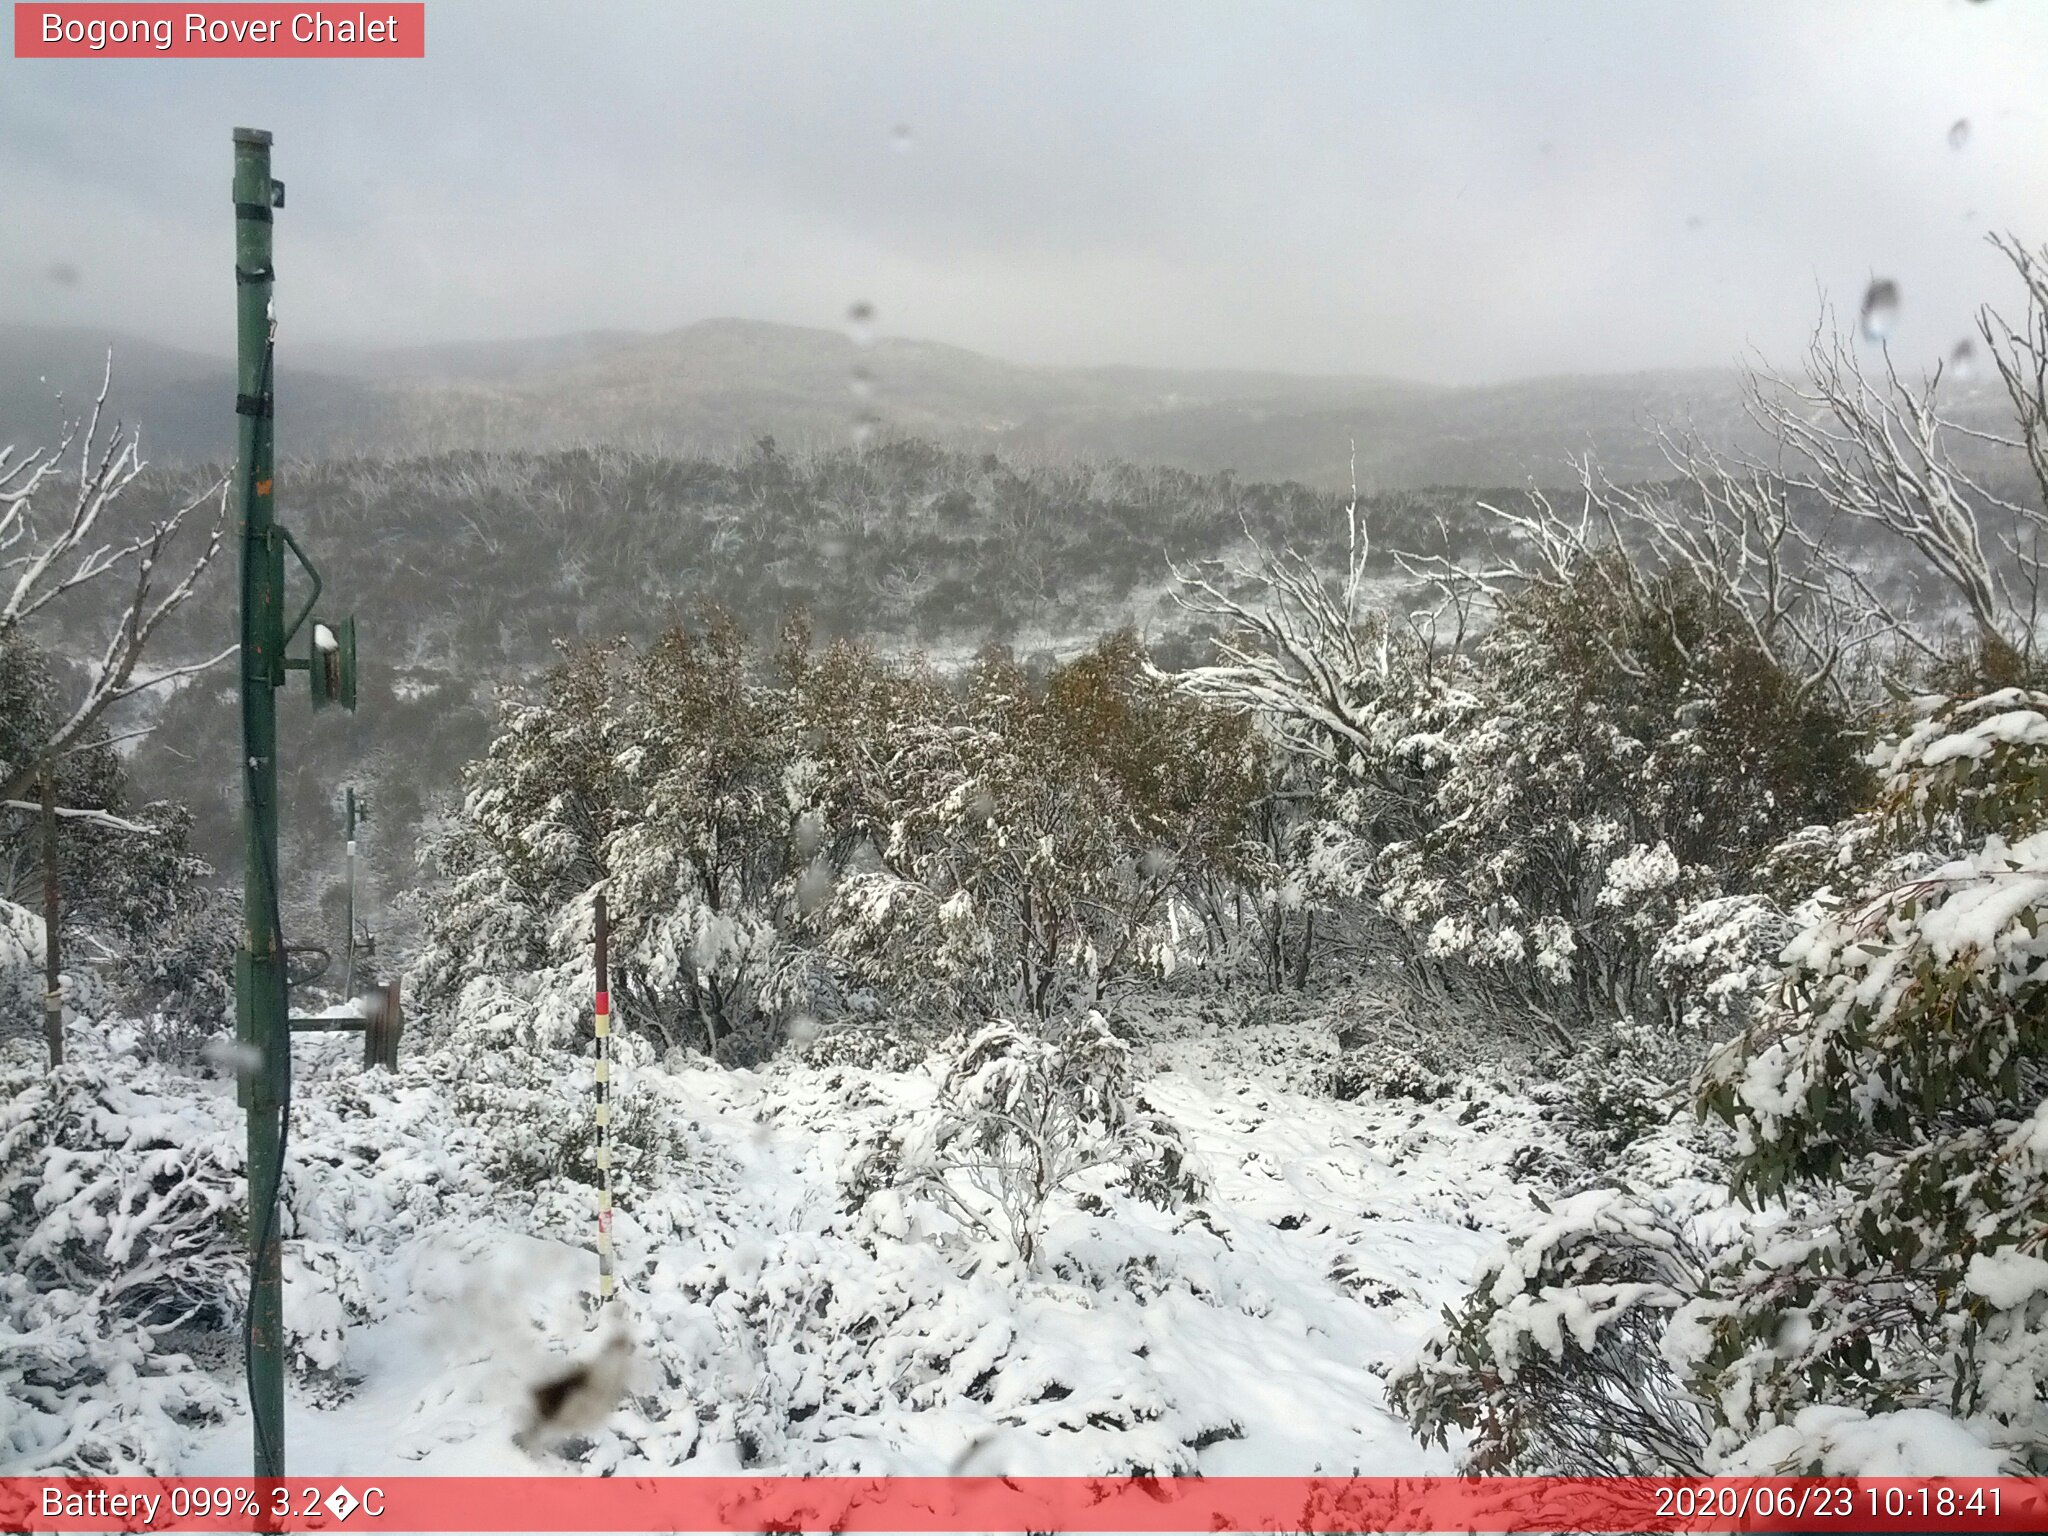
<box><xmin>595</xmin><ymin>892</ymin><xmax>615</xmax><ymax>1305</ymax></box>
<box><xmin>233</xmin><ymin>126</ymin><xmax>363</xmax><ymax>1479</ymax></box>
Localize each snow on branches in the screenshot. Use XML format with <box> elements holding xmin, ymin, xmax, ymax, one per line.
<box><xmin>845</xmin><ymin>1012</ymin><xmax>1205</xmax><ymax>1270</ymax></box>
<box><xmin>0</xmin><ymin>364</ymin><xmax>230</xmax><ymax>807</ymax></box>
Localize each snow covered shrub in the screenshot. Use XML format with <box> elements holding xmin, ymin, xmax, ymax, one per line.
<box><xmin>1</xmin><ymin>1272</ymin><xmax>234</xmax><ymax>1473</ymax></box>
<box><xmin>417</xmin><ymin>618</ymin><xmax>809</xmax><ymax>1062</ymax></box>
<box><xmin>1651</xmin><ymin>894</ymin><xmax>1797</xmax><ymax>1039</ymax></box>
<box><xmin>1390</xmin><ymin>1190</ymin><xmax>1713</xmax><ymax>1475</ymax></box>
<box><xmin>115</xmin><ymin>881</ymin><xmax>239</xmax><ymax>1061</ymax></box>
<box><xmin>442</xmin><ymin>974</ymin><xmax>681</xmax><ymax>1200</ymax></box>
<box><xmin>1539</xmin><ymin>1016</ymin><xmax>1712</xmax><ymax>1167</ymax></box>
<box><xmin>1322</xmin><ymin>1041</ymin><xmax>1457</xmax><ymax>1104</ymax></box>
<box><xmin>846</xmin><ymin>1012</ymin><xmax>1206</xmax><ymax>1268</ymax></box>
<box><xmin>789</xmin><ymin>1017</ymin><xmax>930</xmax><ymax>1072</ymax></box>
<box><xmin>0</xmin><ymin>1048</ymin><xmax>243</xmax><ymax>1334</ymax></box>
<box><xmin>0</xmin><ymin>1039</ymin><xmax>242</xmax><ymax>1471</ymax></box>
<box><xmin>1690</xmin><ymin>688</ymin><xmax>2048</xmax><ymax>1472</ymax></box>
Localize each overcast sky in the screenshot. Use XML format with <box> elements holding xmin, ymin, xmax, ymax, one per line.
<box><xmin>3</xmin><ymin>0</ymin><xmax>2046</xmax><ymax>384</ymax></box>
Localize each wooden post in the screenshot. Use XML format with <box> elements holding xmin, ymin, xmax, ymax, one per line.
<box><xmin>41</xmin><ymin>762</ymin><xmax>60</xmax><ymax>1068</ymax></box>
<box><xmin>362</xmin><ymin>978</ymin><xmax>402</xmax><ymax>1070</ymax></box>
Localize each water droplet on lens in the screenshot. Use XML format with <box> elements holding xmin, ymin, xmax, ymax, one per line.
<box><xmin>890</xmin><ymin>123</ymin><xmax>913</xmax><ymax>152</ymax></box>
<box><xmin>1949</xmin><ymin>118</ymin><xmax>1971</xmax><ymax>150</ymax></box>
<box><xmin>851</xmin><ymin>414</ymin><xmax>878</xmax><ymax>446</ymax></box>
<box><xmin>793</xmin><ymin>808</ymin><xmax>826</xmax><ymax>858</ymax></box>
<box><xmin>202</xmin><ymin>1037</ymin><xmax>265</xmax><ymax>1077</ymax></box>
<box><xmin>849</xmin><ymin>364</ymin><xmax>874</xmax><ymax>400</ymax></box>
<box><xmin>45</xmin><ymin>261</ymin><xmax>79</xmax><ymax>287</ymax></box>
<box><xmin>847</xmin><ymin>301</ymin><xmax>875</xmax><ymax>348</ymax></box>
<box><xmin>796</xmin><ymin>859</ymin><xmax>836</xmax><ymax>915</ymax></box>
<box><xmin>1859</xmin><ymin>278</ymin><xmax>1900</xmax><ymax>343</ymax></box>
<box><xmin>1949</xmin><ymin>338</ymin><xmax>1977</xmax><ymax>379</ymax></box>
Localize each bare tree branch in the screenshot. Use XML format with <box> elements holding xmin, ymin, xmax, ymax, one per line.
<box><xmin>0</xmin><ymin>358</ymin><xmax>235</xmax><ymax>806</ymax></box>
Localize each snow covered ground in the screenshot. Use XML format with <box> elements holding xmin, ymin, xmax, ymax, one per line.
<box><xmin>119</xmin><ymin>1003</ymin><xmax>1640</xmax><ymax>1480</ymax></box>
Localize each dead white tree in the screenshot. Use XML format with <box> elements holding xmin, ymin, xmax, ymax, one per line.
<box><xmin>1160</xmin><ymin>443</ymin><xmax>1450</xmax><ymax>769</ymax></box>
<box><xmin>0</xmin><ymin>358</ymin><xmax>233</xmax><ymax>807</ymax></box>
<box><xmin>1392</xmin><ymin>440</ymin><xmax>1931</xmax><ymax>708</ymax></box>
<box><xmin>1744</xmin><ymin>237</ymin><xmax>2048</xmax><ymax>672</ymax></box>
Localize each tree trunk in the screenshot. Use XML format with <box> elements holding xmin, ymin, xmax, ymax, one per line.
<box><xmin>42</xmin><ymin>763</ymin><xmax>61</xmax><ymax>1068</ymax></box>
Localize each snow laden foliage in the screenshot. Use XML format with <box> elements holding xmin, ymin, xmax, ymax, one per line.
<box><xmin>1176</xmin><ymin>544</ymin><xmax>1870</xmax><ymax>1050</ymax></box>
<box><xmin>845</xmin><ymin>1013</ymin><xmax>1204</xmax><ymax>1268</ymax></box>
<box><xmin>1393</xmin><ymin>689</ymin><xmax>2048</xmax><ymax>1477</ymax></box>
<box><xmin>417</xmin><ymin>617</ymin><xmax>1263</xmax><ymax>1064</ymax></box>
<box><xmin>804</xmin><ymin>633</ymin><xmax>1262</xmax><ymax>1024</ymax></box>
<box><xmin>1689</xmin><ymin>689</ymin><xmax>2048</xmax><ymax>1473</ymax></box>
<box><xmin>0</xmin><ymin>1033</ymin><xmax>241</xmax><ymax>1471</ymax></box>
<box><xmin>1391</xmin><ymin>1190</ymin><xmax>1715</xmax><ymax>1475</ymax></box>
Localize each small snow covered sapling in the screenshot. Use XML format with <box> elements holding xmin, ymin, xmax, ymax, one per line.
<box><xmin>1389</xmin><ymin>1191</ymin><xmax>1714</xmax><ymax>1476</ymax></box>
<box><xmin>845</xmin><ymin>1011</ymin><xmax>1206</xmax><ymax>1268</ymax></box>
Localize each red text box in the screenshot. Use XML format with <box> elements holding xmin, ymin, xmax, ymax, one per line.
<box><xmin>14</xmin><ymin>5</ymin><xmax>425</xmax><ymax>58</ymax></box>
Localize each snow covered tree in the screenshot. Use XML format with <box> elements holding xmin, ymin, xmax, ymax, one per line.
<box><xmin>416</xmin><ymin>615</ymin><xmax>810</xmax><ymax>1062</ymax></box>
<box><xmin>1369</xmin><ymin>557</ymin><xmax>1869</xmax><ymax>1039</ymax></box>
<box><xmin>0</xmin><ymin>372</ymin><xmax>230</xmax><ymax>810</ymax></box>
<box><xmin>811</xmin><ymin>631</ymin><xmax>1264</xmax><ymax>1025</ymax></box>
<box><xmin>0</xmin><ymin>634</ymin><xmax>228</xmax><ymax>1053</ymax></box>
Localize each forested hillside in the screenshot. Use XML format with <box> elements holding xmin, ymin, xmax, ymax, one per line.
<box><xmin>11</xmin><ymin>315</ymin><xmax>1981</xmax><ymax>490</ymax></box>
<box><xmin>88</xmin><ymin>442</ymin><xmax>1507</xmax><ymax>940</ymax></box>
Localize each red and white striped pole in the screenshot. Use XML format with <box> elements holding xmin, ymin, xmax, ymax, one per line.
<box><xmin>593</xmin><ymin>890</ymin><xmax>614</xmax><ymax>1305</ymax></box>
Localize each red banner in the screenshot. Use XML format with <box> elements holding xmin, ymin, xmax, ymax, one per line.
<box><xmin>3</xmin><ymin>1477</ymin><xmax>2047</xmax><ymax>1533</ymax></box>
<box><xmin>12</xmin><ymin>5</ymin><xmax>425</xmax><ymax>58</ymax></box>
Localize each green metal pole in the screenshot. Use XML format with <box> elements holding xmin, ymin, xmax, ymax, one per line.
<box><xmin>232</xmin><ymin>125</ymin><xmax>287</xmax><ymax>1481</ymax></box>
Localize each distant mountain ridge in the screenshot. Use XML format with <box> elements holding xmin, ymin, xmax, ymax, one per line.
<box><xmin>0</xmin><ymin>316</ymin><xmax>1860</xmax><ymax>488</ymax></box>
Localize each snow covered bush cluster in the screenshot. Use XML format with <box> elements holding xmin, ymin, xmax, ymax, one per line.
<box><xmin>415</xmin><ymin>617</ymin><xmax>1264</xmax><ymax>1063</ymax></box>
<box><xmin>0</xmin><ymin>1031</ymin><xmax>243</xmax><ymax>1471</ymax></box>
<box><xmin>1390</xmin><ymin>691</ymin><xmax>2048</xmax><ymax>1475</ymax></box>
<box><xmin>845</xmin><ymin>1012</ymin><xmax>1205</xmax><ymax>1268</ymax></box>
<box><xmin>1180</xmin><ymin>250</ymin><xmax>2048</xmax><ymax>1474</ymax></box>
<box><xmin>1686</xmin><ymin>688</ymin><xmax>2048</xmax><ymax>1471</ymax></box>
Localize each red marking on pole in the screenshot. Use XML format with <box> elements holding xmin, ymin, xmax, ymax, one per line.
<box><xmin>595</xmin><ymin>991</ymin><xmax>610</xmax><ymax>1013</ymax></box>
